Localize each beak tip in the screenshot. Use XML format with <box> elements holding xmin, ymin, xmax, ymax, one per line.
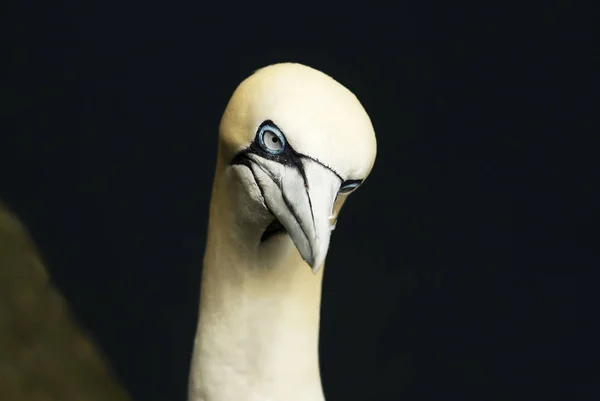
<box><xmin>298</xmin><ymin>251</ymin><xmax>323</xmax><ymax>274</ymax></box>
<box><xmin>311</xmin><ymin>264</ymin><xmax>323</xmax><ymax>274</ymax></box>
<box><xmin>308</xmin><ymin>253</ymin><xmax>325</xmax><ymax>274</ymax></box>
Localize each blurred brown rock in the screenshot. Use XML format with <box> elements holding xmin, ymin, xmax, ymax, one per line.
<box><xmin>0</xmin><ymin>202</ymin><xmax>132</xmax><ymax>401</ymax></box>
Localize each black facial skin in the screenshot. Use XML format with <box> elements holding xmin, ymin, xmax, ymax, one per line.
<box><xmin>231</xmin><ymin>120</ymin><xmax>363</xmax><ymax>243</ymax></box>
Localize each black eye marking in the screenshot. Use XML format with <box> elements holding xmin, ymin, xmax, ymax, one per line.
<box><xmin>231</xmin><ymin>120</ymin><xmax>303</xmax><ymax>172</ymax></box>
<box><xmin>296</xmin><ymin>153</ymin><xmax>343</xmax><ymax>182</ymax></box>
<box><xmin>231</xmin><ymin>120</ymin><xmax>343</xmax><ymax>182</ymax></box>
<box><xmin>339</xmin><ymin>179</ymin><xmax>363</xmax><ymax>194</ymax></box>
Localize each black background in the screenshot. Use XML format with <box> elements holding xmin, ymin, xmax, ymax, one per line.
<box><xmin>2</xmin><ymin>2</ymin><xmax>596</xmax><ymax>400</ymax></box>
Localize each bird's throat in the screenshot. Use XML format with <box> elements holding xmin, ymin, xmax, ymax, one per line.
<box><xmin>188</xmin><ymin>193</ymin><xmax>326</xmax><ymax>401</ymax></box>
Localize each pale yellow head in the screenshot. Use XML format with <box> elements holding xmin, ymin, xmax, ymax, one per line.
<box><xmin>217</xmin><ymin>63</ymin><xmax>377</xmax><ymax>272</ymax></box>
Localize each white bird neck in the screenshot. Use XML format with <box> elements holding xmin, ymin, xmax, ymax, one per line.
<box><xmin>188</xmin><ymin>173</ymin><xmax>326</xmax><ymax>401</ymax></box>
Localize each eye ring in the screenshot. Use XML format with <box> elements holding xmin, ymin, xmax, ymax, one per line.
<box><xmin>257</xmin><ymin>124</ymin><xmax>286</xmax><ymax>154</ymax></box>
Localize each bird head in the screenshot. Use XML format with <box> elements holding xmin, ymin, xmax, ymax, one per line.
<box><xmin>217</xmin><ymin>63</ymin><xmax>376</xmax><ymax>273</ymax></box>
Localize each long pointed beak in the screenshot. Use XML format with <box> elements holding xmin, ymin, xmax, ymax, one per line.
<box><xmin>245</xmin><ymin>154</ymin><xmax>341</xmax><ymax>273</ymax></box>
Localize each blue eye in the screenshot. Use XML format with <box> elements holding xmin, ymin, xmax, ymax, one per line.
<box><xmin>339</xmin><ymin>180</ymin><xmax>362</xmax><ymax>194</ymax></box>
<box><xmin>258</xmin><ymin>124</ymin><xmax>286</xmax><ymax>154</ymax></box>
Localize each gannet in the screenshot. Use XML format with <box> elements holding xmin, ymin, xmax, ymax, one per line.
<box><xmin>188</xmin><ymin>63</ymin><xmax>377</xmax><ymax>401</ymax></box>
<box><xmin>0</xmin><ymin>63</ymin><xmax>376</xmax><ymax>401</ymax></box>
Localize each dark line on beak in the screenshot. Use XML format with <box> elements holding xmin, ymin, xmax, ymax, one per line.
<box><xmin>232</xmin><ymin>156</ymin><xmax>291</xmax><ymax>244</ymax></box>
<box><xmin>231</xmin><ymin>154</ymin><xmax>269</xmax><ymax>212</ymax></box>
<box><xmin>256</xmin><ymin>163</ymin><xmax>313</xmax><ymax>259</ymax></box>
<box><xmin>297</xmin><ymin>153</ymin><xmax>343</xmax><ymax>181</ymax></box>
<box><xmin>296</xmin><ymin>159</ymin><xmax>316</xmax><ymax>233</ymax></box>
